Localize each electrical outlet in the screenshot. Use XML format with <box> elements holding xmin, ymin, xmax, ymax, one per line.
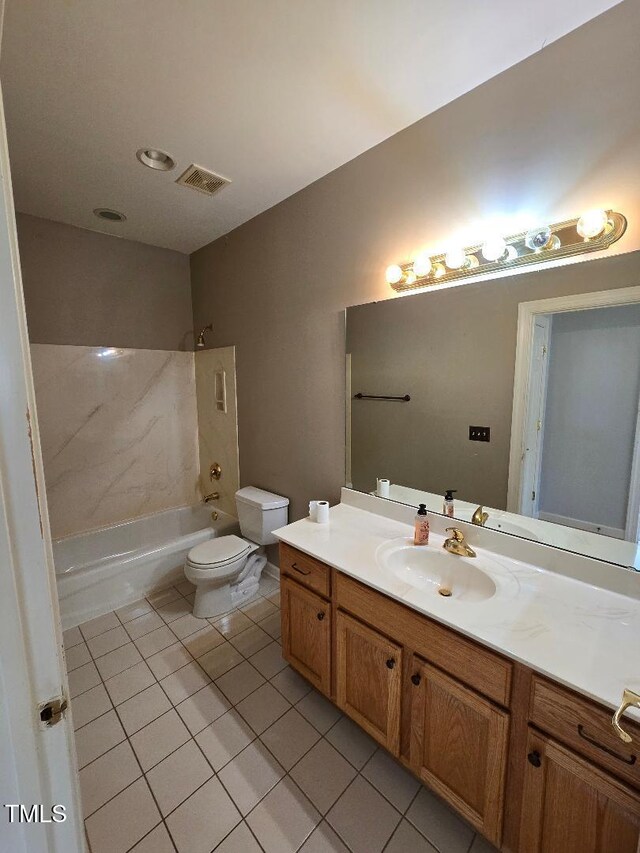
<box><xmin>469</xmin><ymin>425</ymin><xmax>490</xmax><ymax>442</ymax></box>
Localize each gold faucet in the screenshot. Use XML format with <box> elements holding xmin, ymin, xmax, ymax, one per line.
<box><xmin>443</xmin><ymin>527</ymin><xmax>476</xmax><ymax>558</ymax></box>
<box><xmin>472</xmin><ymin>506</ymin><xmax>489</xmax><ymax>526</ymax></box>
<box><xmin>203</xmin><ymin>492</ymin><xmax>219</xmax><ymax>503</ymax></box>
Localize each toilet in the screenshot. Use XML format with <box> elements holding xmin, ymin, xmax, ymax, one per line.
<box><xmin>185</xmin><ymin>486</ymin><xmax>289</xmax><ymax>618</ymax></box>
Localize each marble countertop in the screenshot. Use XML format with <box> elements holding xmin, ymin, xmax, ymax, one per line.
<box><xmin>274</xmin><ymin>502</ymin><xmax>640</xmax><ymax>720</ymax></box>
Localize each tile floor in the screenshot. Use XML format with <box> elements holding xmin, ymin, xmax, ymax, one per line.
<box><xmin>64</xmin><ymin>575</ymin><xmax>498</xmax><ymax>853</ymax></box>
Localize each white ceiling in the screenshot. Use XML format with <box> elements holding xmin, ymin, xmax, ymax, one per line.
<box><xmin>1</xmin><ymin>0</ymin><xmax>620</xmax><ymax>254</ymax></box>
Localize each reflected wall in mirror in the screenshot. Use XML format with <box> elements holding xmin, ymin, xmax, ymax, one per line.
<box><xmin>345</xmin><ymin>251</ymin><xmax>640</xmax><ymax>568</ymax></box>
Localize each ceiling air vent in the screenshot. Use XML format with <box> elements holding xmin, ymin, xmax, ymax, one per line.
<box><xmin>175</xmin><ymin>164</ymin><xmax>230</xmax><ymax>197</ymax></box>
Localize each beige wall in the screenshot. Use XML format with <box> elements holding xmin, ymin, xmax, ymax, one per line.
<box><xmin>190</xmin><ymin>3</ymin><xmax>640</xmax><ymax>522</ymax></box>
<box><xmin>195</xmin><ymin>347</ymin><xmax>240</xmax><ymax>518</ymax></box>
<box><xmin>17</xmin><ymin>213</ymin><xmax>193</xmax><ymax>351</ymax></box>
<box><xmin>347</xmin><ymin>251</ymin><xmax>640</xmax><ymax>511</ymax></box>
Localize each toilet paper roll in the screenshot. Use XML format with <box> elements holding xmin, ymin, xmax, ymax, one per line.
<box><xmin>316</xmin><ymin>501</ymin><xmax>330</xmax><ymax>524</ymax></box>
<box><xmin>377</xmin><ymin>478</ymin><xmax>390</xmax><ymax>498</ymax></box>
<box><xmin>308</xmin><ymin>500</ymin><xmax>318</xmax><ymax>522</ymax></box>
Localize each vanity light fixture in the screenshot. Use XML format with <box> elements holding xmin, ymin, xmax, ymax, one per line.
<box><xmin>387</xmin><ymin>209</ymin><xmax>626</xmax><ymax>293</ymax></box>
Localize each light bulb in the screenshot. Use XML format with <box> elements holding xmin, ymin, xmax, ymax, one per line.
<box><xmin>405</xmin><ymin>270</ymin><xmax>417</xmax><ymax>285</ymax></box>
<box><xmin>504</xmin><ymin>245</ymin><xmax>518</xmax><ymax>261</ymax></box>
<box><xmin>481</xmin><ymin>235</ymin><xmax>507</xmax><ymax>262</ymax></box>
<box><xmin>433</xmin><ymin>263</ymin><xmax>446</xmax><ymax>278</ymax></box>
<box><xmin>577</xmin><ymin>208</ymin><xmax>609</xmax><ymax>240</ymax></box>
<box><xmin>525</xmin><ymin>226</ymin><xmax>559</xmax><ymax>252</ymax></box>
<box><xmin>412</xmin><ymin>253</ymin><xmax>432</xmax><ymax>277</ymax></box>
<box><xmin>385</xmin><ymin>264</ymin><xmax>403</xmax><ymax>285</ymax></box>
<box><xmin>445</xmin><ymin>246</ymin><xmax>467</xmax><ymax>269</ymax></box>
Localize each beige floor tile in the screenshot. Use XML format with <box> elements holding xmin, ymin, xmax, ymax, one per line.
<box><xmin>300</xmin><ymin>821</ymin><xmax>350</xmax><ymax>852</ymax></box>
<box><xmin>166</xmin><ymin>777</ymin><xmax>241</xmax><ymax>853</ymax></box>
<box><xmin>469</xmin><ymin>834</ymin><xmax>500</xmax><ymax>852</ymax></box>
<box><xmin>147</xmin><ymin>586</ymin><xmax>182</xmax><ymax>608</ymax></box>
<box><xmin>212</xmin><ymin>610</ymin><xmax>253</xmax><ymax>638</ymax></box>
<box><xmin>146</xmin><ymin>642</ymin><xmax>193</xmax><ymax>680</ymax></box>
<box><xmin>214</xmin><ymin>821</ymin><xmax>262</xmax><ymax>852</ymax></box>
<box><xmin>103</xmin><ymin>660</ymin><xmax>156</xmax><ymax>705</ymax></box>
<box><xmin>129</xmin><ymin>822</ymin><xmax>175</xmax><ymax>852</ymax></box>
<box><xmin>195</xmin><ymin>710</ymin><xmax>256</xmax><ymax>771</ymax></box>
<box><xmin>145</xmin><ymin>740</ymin><xmax>213</xmax><ymax>816</ymax></box>
<box><xmin>181</xmin><ymin>624</ymin><xmax>225</xmax><ymax>658</ymax></box>
<box><xmin>198</xmin><ymin>642</ymin><xmax>244</xmax><ymax>679</ymax></box>
<box><xmin>271</xmin><ymin>666</ymin><xmax>312</xmax><ymax>704</ymax></box>
<box><xmin>184</xmin><ymin>591</ymin><xmax>196</xmax><ymax>606</ymax></box>
<box><xmin>325</xmin><ymin>715</ymin><xmax>377</xmax><ymax>769</ymax></box>
<box><xmin>290</xmin><ymin>739</ymin><xmax>356</xmax><ymax>814</ymax></box>
<box><xmin>155</xmin><ymin>597</ymin><xmax>193</xmax><ymax>624</ymax></box>
<box><xmin>247</xmin><ymin>777</ymin><xmax>320</xmax><ymax>853</ymax></box>
<box><xmin>170</xmin><ymin>612</ymin><xmax>209</xmax><ymax>639</ymax></box>
<box><xmin>71</xmin><ymin>684</ymin><xmax>112</xmax><ymax>730</ymax></box>
<box><xmin>236</xmin><ymin>683</ymin><xmax>290</xmax><ymax>734</ymax></box>
<box><xmin>174</xmin><ymin>579</ymin><xmax>195</xmax><ymax>596</ymax></box>
<box><xmin>135</xmin><ymin>625</ymin><xmax>178</xmax><ymax>658</ymax></box>
<box><xmin>258</xmin><ymin>576</ymin><xmax>280</xmax><ymax>596</ymax></box>
<box><xmin>215</xmin><ymin>661</ymin><xmax>265</xmax><ymax>705</ymax></box>
<box><xmin>86</xmin><ymin>625</ymin><xmax>130</xmax><ymax>658</ymax></box>
<box><xmin>265</xmin><ymin>591</ymin><xmax>281</xmax><ymax>608</ymax></box>
<box><xmin>85</xmin><ymin>777</ymin><xmax>160</xmax><ymax>853</ymax></box>
<box><xmin>362</xmin><ymin>748</ymin><xmax>421</xmax><ymax>812</ymax></box>
<box><xmin>257</xmin><ymin>612</ymin><xmax>282</xmax><ymax>640</ymax></box>
<box><xmin>326</xmin><ymin>776</ymin><xmax>401</xmax><ymax>853</ymax></box>
<box><xmin>79</xmin><ymin>740</ymin><xmax>141</xmax><ymax>817</ymax></box>
<box><xmin>406</xmin><ymin>787</ymin><xmax>475</xmax><ymax>853</ymax></box>
<box><xmin>63</xmin><ymin>625</ymin><xmax>83</xmax><ymax>648</ymax></box>
<box><xmin>116</xmin><ymin>599</ymin><xmax>154</xmax><ymax>624</ymax></box>
<box><xmin>249</xmin><ymin>641</ymin><xmax>287</xmax><ymax>679</ymax></box>
<box><xmin>160</xmin><ymin>661</ymin><xmax>211</xmax><ymax>705</ymax></box>
<box><xmin>68</xmin><ymin>661</ymin><xmax>101</xmax><ymax>699</ymax></box>
<box><xmin>386</xmin><ymin>819</ymin><xmax>439</xmax><ymax>853</ymax></box>
<box><xmin>296</xmin><ymin>690</ymin><xmax>341</xmax><ymax>734</ymax></box>
<box><xmin>124</xmin><ymin>610</ymin><xmax>164</xmax><ymax>640</ymax></box>
<box><xmin>65</xmin><ymin>642</ymin><xmax>91</xmax><ymax>672</ymax></box>
<box><xmin>118</xmin><ymin>683</ymin><xmax>172</xmax><ymax>735</ymax></box>
<box><xmin>94</xmin><ymin>642</ymin><xmax>143</xmax><ymax>680</ymax></box>
<box><xmin>80</xmin><ymin>611</ymin><xmax>120</xmax><ymax>640</ymax></box>
<box><xmin>230</xmin><ymin>624</ymin><xmax>271</xmax><ymax>657</ymax></box>
<box><xmin>261</xmin><ymin>708</ymin><xmax>320</xmax><ymax>770</ymax></box>
<box><xmin>129</xmin><ymin>709</ymin><xmax>191</xmax><ymax>771</ymax></box>
<box><xmin>218</xmin><ymin>741</ymin><xmax>285</xmax><ymax>815</ymax></box>
<box><xmin>75</xmin><ymin>710</ymin><xmax>126</xmax><ymax>769</ymax></box>
<box><xmin>176</xmin><ymin>682</ymin><xmax>230</xmax><ymax>735</ymax></box>
<box><xmin>241</xmin><ymin>597</ymin><xmax>278</xmax><ymax>623</ymax></box>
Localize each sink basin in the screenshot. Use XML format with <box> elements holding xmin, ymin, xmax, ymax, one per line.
<box><xmin>453</xmin><ymin>510</ymin><xmax>540</xmax><ymax>542</ymax></box>
<box><xmin>376</xmin><ymin>539</ymin><xmax>498</xmax><ymax>602</ymax></box>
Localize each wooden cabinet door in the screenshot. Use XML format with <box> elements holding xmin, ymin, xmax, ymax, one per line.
<box><xmin>520</xmin><ymin>729</ymin><xmax>640</xmax><ymax>853</ymax></box>
<box><xmin>281</xmin><ymin>576</ymin><xmax>331</xmax><ymax>696</ymax></box>
<box><xmin>335</xmin><ymin>611</ymin><xmax>402</xmax><ymax>754</ymax></box>
<box><xmin>409</xmin><ymin>656</ymin><xmax>509</xmax><ymax>846</ymax></box>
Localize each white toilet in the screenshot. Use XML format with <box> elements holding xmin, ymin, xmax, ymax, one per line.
<box><xmin>185</xmin><ymin>486</ymin><xmax>289</xmax><ymax>618</ymax></box>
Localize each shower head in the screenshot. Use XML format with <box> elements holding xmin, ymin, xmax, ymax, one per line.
<box><xmin>196</xmin><ymin>323</ymin><xmax>213</xmax><ymax>348</ymax></box>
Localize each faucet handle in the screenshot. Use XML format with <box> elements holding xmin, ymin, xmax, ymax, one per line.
<box><xmin>445</xmin><ymin>527</ymin><xmax>465</xmax><ymax>542</ymax></box>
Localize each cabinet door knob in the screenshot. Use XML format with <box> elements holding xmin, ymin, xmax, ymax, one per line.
<box><xmin>411</xmin><ymin>674</ymin><xmax>421</xmax><ymax>686</ymax></box>
<box><xmin>527</xmin><ymin>750</ymin><xmax>542</xmax><ymax>768</ymax></box>
<box><xmin>386</xmin><ymin>658</ymin><xmax>395</xmax><ymax>669</ymax></box>
<box><xmin>316</xmin><ymin>612</ymin><xmax>325</xmax><ymax>621</ymax></box>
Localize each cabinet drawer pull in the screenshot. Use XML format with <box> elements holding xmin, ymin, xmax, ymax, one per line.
<box><xmin>316</xmin><ymin>612</ymin><xmax>325</xmax><ymax>621</ymax></box>
<box><xmin>386</xmin><ymin>658</ymin><xmax>395</xmax><ymax>669</ymax></box>
<box><xmin>527</xmin><ymin>750</ymin><xmax>541</xmax><ymax>768</ymax></box>
<box><xmin>577</xmin><ymin>725</ymin><xmax>637</xmax><ymax>765</ymax></box>
<box><xmin>411</xmin><ymin>674</ymin><xmax>421</xmax><ymax>686</ymax></box>
<box><xmin>291</xmin><ymin>562</ymin><xmax>311</xmax><ymax>576</ymax></box>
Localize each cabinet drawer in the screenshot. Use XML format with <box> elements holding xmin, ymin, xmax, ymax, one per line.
<box><xmin>530</xmin><ymin>676</ymin><xmax>640</xmax><ymax>790</ymax></box>
<box><xmin>280</xmin><ymin>543</ymin><xmax>331</xmax><ymax>598</ymax></box>
<box><xmin>336</xmin><ymin>572</ymin><xmax>512</xmax><ymax>707</ymax></box>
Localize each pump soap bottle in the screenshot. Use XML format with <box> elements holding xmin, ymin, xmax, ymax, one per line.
<box><xmin>443</xmin><ymin>489</ymin><xmax>457</xmax><ymax>517</ymax></box>
<box><xmin>414</xmin><ymin>504</ymin><xmax>430</xmax><ymax>546</ymax></box>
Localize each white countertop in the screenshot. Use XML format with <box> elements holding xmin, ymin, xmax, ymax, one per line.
<box><xmin>274</xmin><ymin>502</ymin><xmax>640</xmax><ymax>719</ymax></box>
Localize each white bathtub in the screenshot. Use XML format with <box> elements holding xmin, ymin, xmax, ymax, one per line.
<box><xmin>54</xmin><ymin>505</ymin><xmax>240</xmax><ymax>629</ymax></box>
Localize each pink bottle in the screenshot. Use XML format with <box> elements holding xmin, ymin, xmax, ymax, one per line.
<box><xmin>414</xmin><ymin>504</ymin><xmax>430</xmax><ymax>545</ymax></box>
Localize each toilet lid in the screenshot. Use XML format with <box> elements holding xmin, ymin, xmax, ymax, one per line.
<box><xmin>188</xmin><ymin>535</ymin><xmax>251</xmax><ymax>566</ymax></box>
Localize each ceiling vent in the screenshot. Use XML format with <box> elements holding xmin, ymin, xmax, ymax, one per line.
<box><xmin>175</xmin><ymin>164</ymin><xmax>230</xmax><ymax>197</ymax></box>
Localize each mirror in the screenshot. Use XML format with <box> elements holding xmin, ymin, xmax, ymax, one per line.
<box><xmin>346</xmin><ymin>255</ymin><xmax>640</xmax><ymax>569</ymax></box>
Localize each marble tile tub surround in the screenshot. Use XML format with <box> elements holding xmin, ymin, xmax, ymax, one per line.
<box><xmin>31</xmin><ymin>344</ymin><xmax>199</xmax><ymax>539</ymax></box>
<box><xmin>274</xmin><ymin>489</ymin><xmax>640</xmax><ymax>721</ymax></box>
<box><xmin>195</xmin><ymin>347</ymin><xmax>240</xmax><ymax>519</ymax></box>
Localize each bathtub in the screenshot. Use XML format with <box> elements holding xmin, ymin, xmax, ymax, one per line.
<box><xmin>54</xmin><ymin>505</ymin><xmax>240</xmax><ymax>629</ymax></box>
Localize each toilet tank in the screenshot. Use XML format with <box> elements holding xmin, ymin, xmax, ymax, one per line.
<box><xmin>235</xmin><ymin>487</ymin><xmax>289</xmax><ymax>545</ymax></box>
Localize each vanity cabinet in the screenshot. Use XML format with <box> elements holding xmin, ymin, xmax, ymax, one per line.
<box><xmin>281</xmin><ymin>576</ymin><xmax>331</xmax><ymax>695</ymax></box>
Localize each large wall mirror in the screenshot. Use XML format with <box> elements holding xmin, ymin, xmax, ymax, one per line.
<box><xmin>346</xmin><ymin>253</ymin><xmax>640</xmax><ymax>569</ymax></box>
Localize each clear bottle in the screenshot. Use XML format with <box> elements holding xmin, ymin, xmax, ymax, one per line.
<box><xmin>414</xmin><ymin>504</ymin><xmax>430</xmax><ymax>546</ymax></box>
<box><xmin>443</xmin><ymin>489</ymin><xmax>457</xmax><ymax>517</ymax></box>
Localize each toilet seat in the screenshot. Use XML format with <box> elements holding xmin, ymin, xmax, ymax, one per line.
<box><xmin>187</xmin><ymin>534</ymin><xmax>252</xmax><ymax>568</ymax></box>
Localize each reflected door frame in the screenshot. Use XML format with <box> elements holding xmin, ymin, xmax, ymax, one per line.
<box><xmin>507</xmin><ymin>284</ymin><xmax>640</xmax><ymax>543</ymax></box>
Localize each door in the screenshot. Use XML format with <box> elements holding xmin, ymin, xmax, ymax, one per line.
<box><xmin>409</xmin><ymin>656</ymin><xmax>509</xmax><ymax>846</ymax></box>
<box><xmin>281</xmin><ymin>576</ymin><xmax>331</xmax><ymax>695</ymax></box>
<box><xmin>520</xmin><ymin>729</ymin><xmax>640</xmax><ymax>852</ymax></box>
<box><xmin>0</xmin><ymin>83</ymin><xmax>84</xmax><ymax>853</ymax></box>
<box><xmin>519</xmin><ymin>315</ymin><xmax>551</xmax><ymax>517</ymax></box>
<box><xmin>335</xmin><ymin>611</ymin><xmax>402</xmax><ymax>754</ymax></box>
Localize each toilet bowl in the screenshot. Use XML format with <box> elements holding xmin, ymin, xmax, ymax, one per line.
<box><xmin>185</xmin><ymin>486</ymin><xmax>288</xmax><ymax>618</ymax></box>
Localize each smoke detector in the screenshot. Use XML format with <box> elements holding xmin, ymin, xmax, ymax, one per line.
<box><xmin>176</xmin><ymin>164</ymin><xmax>230</xmax><ymax>197</ymax></box>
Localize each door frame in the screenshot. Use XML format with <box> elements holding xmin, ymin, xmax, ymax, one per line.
<box><xmin>507</xmin><ymin>285</ymin><xmax>640</xmax><ymax>526</ymax></box>
<box><xmin>518</xmin><ymin>315</ymin><xmax>551</xmax><ymax>518</ymax></box>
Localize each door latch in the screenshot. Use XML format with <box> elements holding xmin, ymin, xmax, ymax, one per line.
<box><xmin>39</xmin><ymin>696</ymin><xmax>68</xmax><ymax>727</ymax></box>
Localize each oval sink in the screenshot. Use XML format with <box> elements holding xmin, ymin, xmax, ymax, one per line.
<box><xmin>376</xmin><ymin>540</ymin><xmax>497</xmax><ymax>602</ymax></box>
